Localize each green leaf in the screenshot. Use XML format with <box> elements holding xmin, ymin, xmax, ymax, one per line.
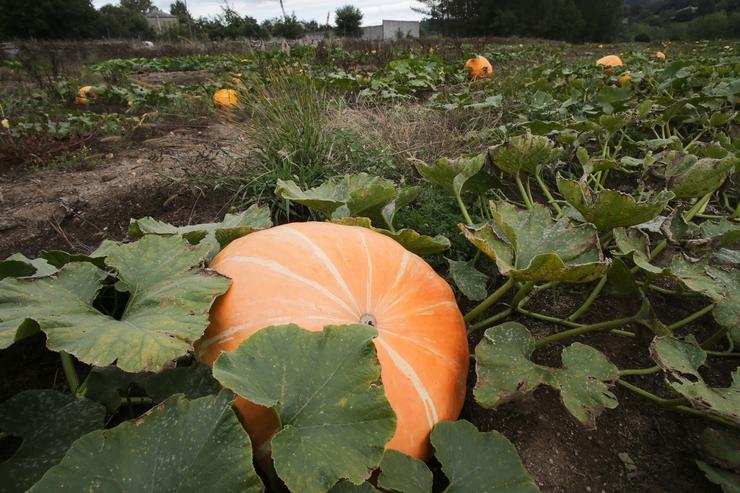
<box><xmin>331</xmin><ymin>217</ymin><xmax>450</xmax><ymax>256</ymax></box>
<box><xmin>557</xmin><ymin>177</ymin><xmax>673</xmax><ymax>230</ymax></box>
<box><xmin>447</xmin><ymin>258</ymin><xmax>488</xmax><ymax>301</ymax></box>
<box><xmin>129</xmin><ymin>204</ymin><xmax>272</xmax><ymax>258</ymax></box>
<box><xmin>413</xmin><ymin>153</ymin><xmax>494</xmax><ymax>195</ymax></box>
<box><xmin>0</xmin><ymin>236</ymin><xmax>230</xmax><ymax>371</ymax></box>
<box><xmin>696</xmin><ymin>461</ymin><xmax>740</xmax><ymax>493</ymax></box>
<box><xmin>475</xmin><ymin>322</ymin><xmax>618</xmax><ymax>427</ymax></box>
<box><xmin>593</xmin><ymin>86</ymin><xmax>631</xmax><ymax>113</ymax></box>
<box><xmin>213</xmin><ymin>324</ymin><xmax>396</xmax><ymax>493</ymax></box>
<box><xmin>80</xmin><ymin>366</ymin><xmax>129</xmax><ymax>413</ymax></box>
<box><xmin>460</xmin><ymin>202</ymin><xmax>610</xmax><ymax>283</ymax></box>
<box><xmin>144</xmin><ymin>362</ymin><xmax>221</xmax><ymax>402</ymax></box>
<box><xmin>652</xmin><ymin>151</ymin><xmax>737</xmax><ymax>199</ymax></box>
<box><xmin>701</xmin><ymin>429</ymin><xmax>740</xmax><ymax>470</ymax></box>
<box><xmin>377</xmin><ymin>450</ymin><xmax>433</xmax><ymax>493</ymax></box>
<box><xmin>431</xmin><ymin>420</ymin><xmax>540</xmax><ymax>493</ymax></box>
<box><xmin>28</xmin><ymin>392</ymin><xmax>262</xmax><ymax>493</ymax></box>
<box><xmin>651</xmin><ymin>337</ymin><xmax>740</xmax><ymax>424</ymax></box>
<box><xmin>0</xmin><ymin>390</ymin><xmax>105</xmax><ymax>493</ymax></box>
<box><xmin>700</xmin><ymin>219</ymin><xmax>740</xmax><ymax>247</ymax></box>
<box><xmin>0</xmin><ymin>254</ymin><xmax>57</xmax><ymax>280</ymax></box>
<box><xmin>613</xmin><ymin>227</ymin><xmax>663</xmax><ymax>274</ymax></box>
<box><xmin>488</xmin><ymin>133</ymin><xmax>560</xmax><ymax>176</ymax></box>
<box><xmin>275</xmin><ymin>174</ymin><xmax>414</xmax><ymax>228</ymax></box>
<box><xmin>329</xmin><ymin>482</ymin><xmax>379</xmax><ymax>493</ymax></box>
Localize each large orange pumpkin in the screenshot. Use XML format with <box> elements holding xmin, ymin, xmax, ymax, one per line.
<box><xmin>464</xmin><ymin>55</ymin><xmax>493</xmax><ymax>79</ymax></box>
<box><xmin>213</xmin><ymin>88</ymin><xmax>239</xmax><ymax>108</ymax></box>
<box><xmin>197</xmin><ymin>222</ymin><xmax>469</xmax><ymax>460</ymax></box>
<box><xmin>656</xmin><ymin>51</ymin><xmax>666</xmax><ymax>60</ymax></box>
<box><xmin>596</xmin><ymin>54</ymin><xmax>623</xmax><ymax>74</ymax></box>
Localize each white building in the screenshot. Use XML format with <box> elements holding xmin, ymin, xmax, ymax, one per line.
<box><xmin>362</xmin><ymin>20</ymin><xmax>420</xmax><ymax>40</ymax></box>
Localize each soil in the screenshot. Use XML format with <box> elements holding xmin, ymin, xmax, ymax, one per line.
<box><xmin>0</xmin><ymin>117</ymin><xmax>730</xmax><ymax>493</ymax></box>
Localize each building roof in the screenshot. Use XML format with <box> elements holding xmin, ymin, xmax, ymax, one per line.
<box><xmin>145</xmin><ymin>7</ymin><xmax>177</xmax><ymax>19</ymax></box>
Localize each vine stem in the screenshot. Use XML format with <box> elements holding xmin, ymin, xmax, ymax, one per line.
<box><xmin>618</xmin><ymin>366</ymin><xmax>660</xmax><ymax>376</ymax></box>
<box><xmin>701</xmin><ymin>327</ymin><xmax>727</xmax><ymax>349</ymax></box>
<box><xmin>618</xmin><ymin>380</ymin><xmax>738</xmax><ymax>428</ymax></box>
<box><xmin>468</xmin><ymin>308</ymin><xmax>512</xmax><ymax>333</ymax></box>
<box><xmin>666</xmin><ymin>304</ymin><xmax>715</xmax><ymax>331</ymax></box>
<box><xmin>684</xmin><ymin>192</ymin><xmax>712</xmax><ymax>223</ymax></box>
<box><xmin>464</xmin><ymin>277</ymin><xmax>516</xmax><ymax>322</ymax></box>
<box><xmin>60</xmin><ymin>352</ymin><xmax>80</xmax><ymax>393</ymax></box>
<box><xmin>455</xmin><ymin>191</ymin><xmax>473</xmax><ymax>226</ymax></box>
<box><xmin>515</xmin><ymin>173</ymin><xmax>532</xmax><ymax>209</ymax></box>
<box><xmin>534</xmin><ymin>312</ymin><xmax>639</xmax><ymax>349</ymax></box>
<box><xmin>567</xmin><ymin>275</ymin><xmax>607</xmax><ymax>322</ymax></box>
<box><xmin>535</xmin><ymin>173</ymin><xmax>561</xmax><ymax>214</ymax></box>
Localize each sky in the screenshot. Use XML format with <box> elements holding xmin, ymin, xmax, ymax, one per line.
<box><xmin>91</xmin><ymin>0</ymin><xmax>426</xmax><ymax>26</ymax></box>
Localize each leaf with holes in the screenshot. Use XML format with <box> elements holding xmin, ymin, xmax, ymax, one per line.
<box><xmin>332</xmin><ymin>217</ymin><xmax>450</xmax><ymax>256</ymax></box>
<box><xmin>213</xmin><ymin>324</ymin><xmax>396</xmax><ymax>493</ymax></box>
<box><xmin>377</xmin><ymin>450</ymin><xmax>433</xmax><ymax>493</ymax></box>
<box><xmin>460</xmin><ymin>202</ymin><xmax>610</xmax><ymax>283</ymax></box>
<box><xmin>431</xmin><ymin>420</ymin><xmax>540</xmax><ymax>493</ymax></box>
<box><xmin>488</xmin><ymin>133</ymin><xmax>560</xmax><ymax>176</ymax></box>
<box><xmin>129</xmin><ymin>204</ymin><xmax>272</xmax><ymax>258</ymax></box>
<box><xmin>557</xmin><ymin>177</ymin><xmax>673</xmax><ymax>230</ymax></box>
<box><xmin>0</xmin><ymin>236</ymin><xmax>229</xmax><ymax>370</ymax></box>
<box><xmin>28</xmin><ymin>392</ymin><xmax>262</xmax><ymax>493</ymax></box>
<box><xmin>0</xmin><ymin>390</ymin><xmax>105</xmax><ymax>493</ymax></box>
<box><xmin>0</xmin><ymin>254</ymin><xmax>57</xmax><ymax>280</ymax></box>
<box><xmin>651</xmin><ymin>337</ymin><xmax>740</xmax><ymax>424</ymax></box>
<box><xmin>475</xmin><ymin>322</ymin><xmax>619</xmax><ymax>427</ymax></box>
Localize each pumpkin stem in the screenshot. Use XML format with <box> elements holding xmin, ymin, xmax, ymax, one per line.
<box><xmin>360</xmin><ymin>314</ymin><xmax>377</xmax><ymax>327</ymax></box>
<box><xmin>60</xmin><ymin>352</ymin><xmax>80</xmax><ymax>393</ymax></box>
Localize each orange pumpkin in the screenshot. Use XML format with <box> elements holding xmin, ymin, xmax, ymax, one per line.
<box><xmin>197</xmin><ymin>222</ymin><xmax>469</xmax><ymax>460</ymax></box>
<box><xmin>656</xmin><ymin>51</ymin><xmax>666</xmax><ymax>60</ymax></box>
<box><xmin>617</xmin><ymin>74</ymin><xmax>632</xmax><ymax>86</ymax></box>
<box><xmin>464</xmin><ymin>55</ymin><xmax>493</xmax><ymax>79</ymax></box>
<box><xmin>213</xmin><ymin>88</ymin><xmax>239</xmax><ymax>108</ymax></box>
<box><xmin>75</xmin><ymin>85</ymin><xmax>96</xmax><ymax>105</ymax></box>
<box><xmin>596</xmin><ymin>54</ymin><xmax>623</xmax><ymax>74</ymax></box>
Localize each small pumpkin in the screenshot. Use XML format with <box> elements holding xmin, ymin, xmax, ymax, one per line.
<box><xmin>656</xmin><ymin>51</ymin><xmax>666</xmax><ymax>60</ymax></box>
<box><xmin>75</xmin><ymin>85</ymin><xmax>97</xmax><ymax>105</ymax></box>
<box><xmin>213</xmin><ymin>88</ymin><xmax>239</xmax><ymax>108</ymax></box>
<box><xmin>197</xmin><ymin>222</ymin><xmax>469</xmax><ymax>460</ymax></box>
<box><xmin>596</xmin><ymin>54</ymin><xmax>623</xmax><ymax>74</ymax></box>
<box><xmin>617</xmin><ymin>73</ymin><xmax>632</xmax><ymax>86</ymax></box>
<box><xmin>464</xmin><ymin>55</ymin><xmax>493</xmax><ymax>79</ymax></box>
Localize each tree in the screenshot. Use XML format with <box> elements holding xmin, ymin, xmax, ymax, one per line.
<box><xmin>97</xmin><ymin>4</ymin><xmax>153</xmax><ymax>38</ymax></box>
<box><xmin>170</xmin><ymin>1</ymin><xmax>193</xmax><ymax>24</ymax></box>
<box><xmin>120</xmin><ymin>0</ymin><xmax>152</xmax><ymax>14</ymax></box>
<box><xmin>269</xmin><ymin>14</ymin><xmax>305</xmax><ymax>39</ymax></box>
<box><xmin>0</xmin><ymin>0</ymin><xmax>99</xmax><ymax>39</ymax></box>
<box><xmin>334</xmin><ymin>5</ymin><xmax>363</xmax><ymax>37</ymax></box>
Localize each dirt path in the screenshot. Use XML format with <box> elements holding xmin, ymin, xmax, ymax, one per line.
<box><xmin>0</xmin><ymin>122</ymin><xmax>245</xmax><ymax>259</ymax></box>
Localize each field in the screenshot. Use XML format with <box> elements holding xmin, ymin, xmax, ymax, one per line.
<box><xmin>1</xmin><ymin>38</ymin><xmax>739</xmax><ymax>493</ymax></box>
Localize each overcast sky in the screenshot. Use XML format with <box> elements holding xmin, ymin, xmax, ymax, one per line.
<box><xmin>91</xmin><ymin>0</ymin><xmax>425</xmax><ymax>26</ymax></box>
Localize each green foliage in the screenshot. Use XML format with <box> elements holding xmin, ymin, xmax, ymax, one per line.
<box><xmin>335</xmin><ymin>5</ymin><xmax>363</xmax><ymax>37</ymax></box>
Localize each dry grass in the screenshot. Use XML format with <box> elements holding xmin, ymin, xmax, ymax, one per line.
<box><xmin>328</xmin><ymin>102</ymin><xmax>491</xmax><ymax>175</ymax></box>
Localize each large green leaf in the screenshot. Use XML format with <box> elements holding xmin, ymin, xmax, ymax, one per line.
<box><xmin>475</xmin><ymin>322</ymin><xmax>619</xmax><ymax>427</ymax></box>
<box><xmin>413</xmin><ymin>153</ymin><xmax>494</xmax><ymax>195</ymax></box>
<box><xmin>460</xmin><ymin>202</ymin><xmax>610</xmax><ymax>283</ymax></box>
<box><xmin>129</xmin><ymin>204</ymin><xmax>272</xmax><ymax>258</ymax></box>
<box><xmin>431</xmin><ymin>420</ymin><xmax>540</xmax><ymax>493</ymax></box>
<box><xmin>557</xmin><ymin>177</ymin><xmax>673</xmax><ymax>230</ymax></box>
<box><xmin>651</xmin><ymin>337</ymin><xmax>740</xmax><ymax>424</ymax></box>
<box><xmin>701</xmin><ymin>429</ymin><xmax>740</xmax><ymax>470</ymax></box>
<box><xmin>0</xmin><ymin>390</ymin><xmax>105</xmax><ymax>493</ymax></box>
<box><xmin>0</xmin><ymin>236</ymin><xmax>230</xmax><ymax>371</ymax></box>
<box><xmin>696</xmin><ymin>461</ymin><xmax>740</xmax><ymax>493</ymax></box>
<box><xmin>377</xmin><ymin>450</ymin><xmax>433</xmax><ymax>493</ymax></box>
<box><xmin>276</xmin><ymin>174</ymin><xmax>417</xmax><ymax>228</ymax></box>
<box><xmin>652</xmin><ymin>151</ymin><xmax>737</xmax><ymax>199</ymax></box>
<box><xmin>28</xmin><ymin>392</ymin><xmax>262</xmax><ymax>493</ymax></box>
<box><xmin>447</xmin><ymin>258</ymin><xmax>488</xmax><ymax>301</ymax></box>
<box><xmin>331</xmin><ymin>217</ymin><xmax>450</xmax><ymax>256</ymax></box>
<box><xmin>488</xmin><ymin>133</ymin><xmax>560</xmax><ymax>176</ymax></box>
<box><xmin>213</xmin><ymin>324</ymin><xmax>396</xmax><ymax>493</ymax></box>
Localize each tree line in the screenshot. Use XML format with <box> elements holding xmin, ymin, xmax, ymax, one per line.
<box><xmin>0</xmin><ymin>0</ymin><xmax>364</xmax><ymax>41</ymax></box>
